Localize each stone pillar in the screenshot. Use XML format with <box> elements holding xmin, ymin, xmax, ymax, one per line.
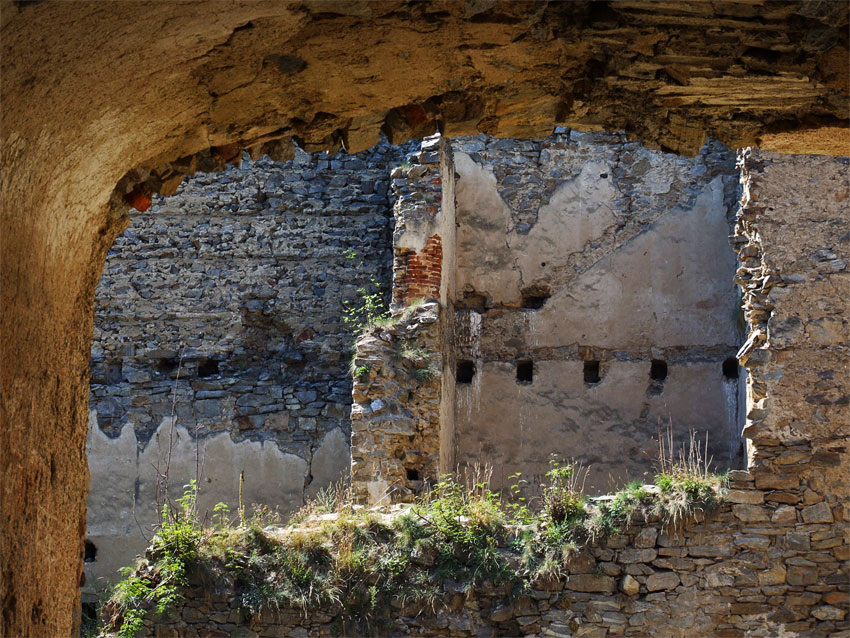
<box><xmin>349</xmin><ymin>302</ymin><xmax>442</xmax><ymax>504</ymax></box>
<box><xmin>350</xmin><ymin>136</ymin><xmax>456</xmax><ymax>503</ymax></box>
<box><xmin>733</xmin><ymin>149</ymin><xmax>848</xmax><ymax>479</ymax></box>
<box><xmin>390</xmin><ymin>136</ymin><xmax>446</xmax><ymax>310</ymax></box>
<box><xmin>729</xmin><ymin>149</ymin><xmax>849</xmax><ymax>633</ymax></box>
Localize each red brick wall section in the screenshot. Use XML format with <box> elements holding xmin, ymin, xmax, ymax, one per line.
<box><xmin>393</xmin><ymin>234</ymin><xmax>442</xmax><ymax>306</ymax></box>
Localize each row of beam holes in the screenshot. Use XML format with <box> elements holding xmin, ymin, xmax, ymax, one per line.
<box><xmin>455</xmin><ymin>357</ymin><xmax>740</xmax><ymax>385</ymax></box>
<box><xmin>101</xmin><ymin>357</ymin><xmax>222</xmax><ymax>385</ymax></box>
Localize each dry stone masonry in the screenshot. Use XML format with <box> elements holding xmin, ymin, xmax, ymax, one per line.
<box><xmin>349</xmin><ymin>302</ymin><xmax>442</xmax><ymax>505</ymax></box>
<box><xmin>130</xmin><ymin>467</ymin><xmax>847</xmax><ymax>637</ymax></box>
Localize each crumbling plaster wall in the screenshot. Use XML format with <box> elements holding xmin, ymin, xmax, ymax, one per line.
<box><xmin>450</xmin><ymin>131</ymin><xmax>745</xmax><ymax>493</ymax></box>
<box><xmin>86</xmin><ymin>141</ymin><xmax>407</xmax><ymax>590</ymax></box>
<box><xmin>351</xmin><ymin>137</ymin><xmax>452</xmax><ymax>503</ymax></box>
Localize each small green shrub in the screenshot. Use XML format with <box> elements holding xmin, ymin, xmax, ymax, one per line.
<box><xmin>109</xmin><ymin>484</ymin><xmax>203</xmax><ymax>637</ymax></box>
<box><xmin>541</xmin><ymin>460</ymin><xmax>587</xmax><ymax>525</ymax></box>
<box><xmin>342</xmin><ymin>275</ymin><xmax>390</xmax><ymax>334</ymax></box>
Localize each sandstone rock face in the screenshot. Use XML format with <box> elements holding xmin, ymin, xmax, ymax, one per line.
<box><xmin>1</xmin><ymin>2</ymin><xmax>848</xmax><ymax>634</ymax></box>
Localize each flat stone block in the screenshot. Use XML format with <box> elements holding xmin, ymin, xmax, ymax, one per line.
<box><xmin>618</xmin><ymin>548</ymin><xmax>657</xmax><ymax>563</ymax></box>
<box><xmin>725</xmin><ymin>489</ymin><xmax>764</xmax><ymax>504</ymax></box>
<box><xmin>564</xmin><ymin>574</ymin><xmax>617</xmax><ymax>594</ymax></box>
<box><xmin>732</xmin><ymin>504</ymin><xmax>769</xmax><ymax>522</ymax></box>
<box><xmin>646</xmin><ymin>571</ymin><xmax>680</xmax><ymax>592</ymax></box>
<box><xmin>801</xmin><ymin>502</ymin><xmax>833</xmax><ymax>523</ymax></box>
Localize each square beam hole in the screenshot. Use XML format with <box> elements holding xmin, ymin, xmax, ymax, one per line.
<box><xmin>156</xmin><ymin>357</ymin><xmax>178</xmax><ymax>374</ymax></box>
<box><xmin>521</xmin><ymin>293</ymin><xmax>549</xmax><ymax>310</ymax></box>
<box><xmin>650</xmin><ymin>359</ymin><xmax>667</xmax><ymax>381</ymax></box>
<box><xmin>456</xmin><ymin>360</ymin><xmax>475</xmax><ymax>384</ymax></box>
<box><xmin>583</xmin><ymin>360</ymin><xmax>601</xmax><ymax>384</ymax></box>
<box><xmin>521</xmin><ymin>284</ymin><xmax>551</xmax><ymax>310</ymax></box>
<box><xmin>198</xmin><ymin>358</ymin><xmax>220</xmax><ymax>378</ymax></box>
<box><xmin>84</xmin><ymin>540</ymin><xmax>97</xmax><ymax>563</ymax></box>
<box><xmin>516</xmin><ymin>360</ymin><xmax>533</xmax><ymax>384</ymax></box>
<box><xmin>723</xmin><ymin>357</ymin><xmax>739</xmax><ymax>380</ymax></box>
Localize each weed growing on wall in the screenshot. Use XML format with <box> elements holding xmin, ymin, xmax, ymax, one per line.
<box><xmin>342</xmin><ymin>250</ymin><xmax>390</xmax><ymax>334</ymax></box>
<box><xmin>107</xmin><ymin>484</ymin><xmax>203</xmax><ymax>637</ymax></box>
<box><xmin>104</xmin><ymin>443</ymin><xmax>726</xmax><ymax>636</ymax></box>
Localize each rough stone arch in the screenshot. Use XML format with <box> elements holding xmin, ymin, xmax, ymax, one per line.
<box><xmin>1</xmin><ymin>2</ymin><xmax>848</xmax><ymax>635</ymax></box>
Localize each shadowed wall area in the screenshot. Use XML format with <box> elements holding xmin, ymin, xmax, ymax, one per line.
<box><xmin>1</xmin><ymin>1</ymin><xmax>848</xmax><ymax>635</ymax></box>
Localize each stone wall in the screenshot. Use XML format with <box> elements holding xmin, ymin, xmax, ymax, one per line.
<box><xmin>350</xmin><ymin>136</ymin><xmax>454</xmax><ymax>504</ymax></box>
<box><xmin>349</xmin><ymin>302</ymin><xmax>442</xmax><ymax>504</ymax></box>
<box><xmin>85</xmin><ymin>141</ymin><xmax>408</xmax><ymax>591</ymax></box>
<box><xmin>390</xmin><ymin>135</ymin><xmax>445</xmax><ymax>309</ymax></box>
<box><xmin>449</xmin><ymin>130</ymin><xmax>746</xmax><ymax>495</ymax></box>
<box><xmin>354</xmin><ymin>131</ymin><xmax>747</xmax><ymax>499</ymax></box>
<box><xmin>121</xmin><ymin>468</ymin><xmax>847</xmax><ymax>638</ymax></box>
<box><xmin>112</xmin><ymin>146</ymin><xmax>848</xmax><ymax>637</ymax></box>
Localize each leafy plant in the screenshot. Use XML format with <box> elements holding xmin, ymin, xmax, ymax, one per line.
<box><xmin>541</xmin><ymin>460</ymin><xmax>588</xmax><ymax>525</ymax></box>
<box><xmin>342</xmin><ymin>253</ymin><xmax>390</xmax><ymax>334</ymax></box>
<box><xmin>109</xmin><ymin>483</ymin><xmax>203</xmax><ymax>637</ymax></box>
<box><xmin>353</xmin><ymin>364</ymin><xmax>371</xmax><ymax>379</ymax></box>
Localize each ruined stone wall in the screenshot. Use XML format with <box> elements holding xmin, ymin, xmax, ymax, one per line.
<box><xmin>86</xmin><ymin>141</ymin><xmax>407</xmax><ymax>590</ymax></box>
<box><xmin>4</xmin><ymin>3</ymin><xmax>848</xmax><ymax>633</ymax></box>
<box><xmin>351</xmin><ymin>132</ymin><xmax>746</xmax><ymax>501</ymax></box>
<box><xmin>349</xmin><ymin>302</ymin><xmax>442</xmax><ymax>504</ymax></box>
<box><xmin>351</xmin><ymin>136</ymin><xmax>450</xmax><ymax>504</ymax></box>
<box><xmin>450</xmin><ymin>131</ymin><xmax>745</xmax><ymax>494</ymax></box>
<box><xmin>112</xmin><ymin>148</ymin><xmax>848</xmax><ymax>638</ymax></box>
<box><xmin>124</xmin><ymin>475</ymin><xmax>847</xmax><ymax>638</ymax></box>
<box><xmin>390</xmin><ymin>136</ymin><xmax>445</xmax><ymax>309</ymax></box>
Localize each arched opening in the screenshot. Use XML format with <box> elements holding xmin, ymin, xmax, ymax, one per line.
<box><xmin>2</xmin><ymin>3</ymin><xmax>847</xmax><ymax>634</ymax></box>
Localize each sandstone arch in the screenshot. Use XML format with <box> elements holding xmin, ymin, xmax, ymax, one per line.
<box><xmin>1</xmin><ymin>2</ymin><xmax>848</xmax><ymax>635</ymax></box>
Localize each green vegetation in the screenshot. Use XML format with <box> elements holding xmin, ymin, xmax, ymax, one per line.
<box><xmin>342</xmin><ymin>274</ymin><xmax>390</xmax><ymax>334</ymax></box>
<box><xmin>398</xmin><ymin>340</ymin><xmax>440</xmax><ymax>383</ymax></box>
<box><xmin>105</xmin><ymin>449</ymin><xmax>724</xmax><ymax>637</ymax></box>
<box><xmin>107</xmin><ymin>484</ymin><xmax>204</xmax><ymax>638</ymax></box>
<box><xmin>341</xmin><ymin>250</ymin><xmax>391</xmax><ymax>334</ymax></box>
